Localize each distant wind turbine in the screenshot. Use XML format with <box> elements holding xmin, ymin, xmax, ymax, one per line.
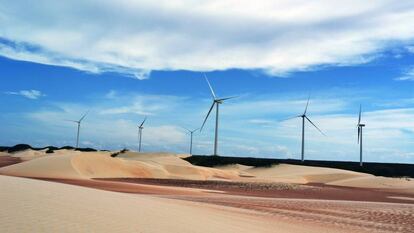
<box><xmin>138</xmin><ymin>117</ymin><xmax>147</xmax><ymax>152</ymax></box>
<box><xmin>357</xmin><ymin>105</ymin><xmax>365</xmax><ymax>167</ymax></box>
<box><xmin>284</xmin><ymin>96</ymin><xmax>325</xmax><ymax>162</ymax></box>
<box><xmin>200</xmin><ymin>74</ymin><xmax>237</xmax><ymax>156</ymax></box>
<box><xmin>66</xmin><ymin>111</ymin><xmax>89</xmax><ymax>148</ymax></box>
<box><xmin>183</xmin><ymin>127</ymin><xmax>199</xmax><ymax>156</ymax></box>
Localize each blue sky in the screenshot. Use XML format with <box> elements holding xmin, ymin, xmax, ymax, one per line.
<box><xmin>1</xmin><ymin>1</ymin><xmax>414</xmax><ymax>163</ymax></box>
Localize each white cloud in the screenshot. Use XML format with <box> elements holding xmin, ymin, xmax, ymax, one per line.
<box><xmin>4</xmin><ymin>89</ymin><xmax>45</xmax><ymax>99</ymax></box>
<box><xmin>396</xmin><ymin>67</ymin><xmax>414</xmax><ymax>81</ymax></box>
<box><xmin>248</xmin><ymin>119</ymin><xmax>275</xmax><ymax>125</ymax></box>
<box><xmin>1</xmin><ymin>1</ymin><xmax>414</xmax><ymax>76</ymax></box>
<box><xmin>406</xmin><ymin>45</ymin><xmax>414</xmax><ymax>53</ymax></box>
<box><xmin>223</xmin><ymin>96</ymin><xmax>349</xmax><ymax>118</ymax></box>
<box><xmin>99</xmin><ymin>94</ymin><xmax>186</xmax><ymax>116</ymax></box>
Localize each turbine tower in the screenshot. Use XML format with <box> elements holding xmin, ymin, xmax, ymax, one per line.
<box><xmin>183</xmin><ymin>127</ymin><xmax>199</xmax><ymax>155</ymax></box>
<box><xmin>285</xmin><ymin>96</ymin><xmax>325</xmax><ymax>162</ymax></box>
<box><xmin>138</xmin><ymin>117</ymin><xmax>146</xmax><ymax>152</ymax></box>
<box><xmin>66</xmin><ymin>111</ymin><xmax>89</xmax><ymax>148</ymax></box>
<box><xmin>357</xmin><ymin>105</ymin><xmax>365</xmax><ymax>167</ymax></box>
<box><xmin>200</xmin><ymin>74</ymin><xmax>237</xmax><ymax>156</ymax></box>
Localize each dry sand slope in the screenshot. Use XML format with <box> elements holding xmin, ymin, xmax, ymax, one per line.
<box><xmin>1</xmin><ymin>149</ymin><xmax>414</xmax><ymax>193</ymax></box>
<box><xmin>230</xmin><ymin>164</ymin><xmax>414</xmax><ymax>193</ymax></box>
<box><xmin>0</xmin><ymin>150</ymin><xmax>240</xmax><ymax>180</ymax></box>
<box><xmin>1</xmin><ymin>175</ymin><xmax>334</xmax><ymax>233</ymax></box>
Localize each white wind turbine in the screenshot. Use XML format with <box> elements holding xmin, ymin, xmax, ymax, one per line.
<box><xmin>357</xmin><ymin>105</ymin><xmax>365</xmax><ymax>167</ymax></box>
<box><xmin>284</xmin><ymin>96</ymin><xmax>325</xmax><ymax>162</ymax></box>
<box><xmin>183</xmin><ymin>127</ymin><xmax>199</xmax><ymax>156</ymax></box>
<box><xmin>66</xmin><ymin>111</ymin><xmax>89</xmax><ymax>148</ymax></box>
<box><xmin>138</xmin><ymin>117</ymin><xmax>146</xmax><ymax>152</ymax></box>
<box><xmin>200</xmin><ymin>74</ymin><xmax>237</xmax><ymax>156</ymax></box>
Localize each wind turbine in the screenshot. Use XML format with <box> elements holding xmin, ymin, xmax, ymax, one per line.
<box><xmin>138</xmin><ymin>117</ymin><xmax>146</xmax><ymax>152</ymax></box>
<box><xmin>200</xmin><ymin>74</ymin><xmax>237</xmax><ymax>156</ymax></box>
<box><xmin>66</xmin><ymin>111</ymin><xmax>89</xmax><ymax>148</ymax></box>
<box><xmin>183</xmin><ymin>127</ymin><xmax>199</xmax><ymax>155</ymax></box>
<box><xmin>285</xmin><ymin>96</ymin><xmax>325</xmax><ymax>162</ymax></box>
<box><xmin>357</xmin><ymin>105</ymin><xmax>365</xmax><ymax>167</ymax></box>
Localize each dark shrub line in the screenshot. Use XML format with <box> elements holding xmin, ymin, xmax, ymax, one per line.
<box><xmin>184</xmin><ymin>155</ymin><xmax>414</xmax><ymax>178</ymax></box>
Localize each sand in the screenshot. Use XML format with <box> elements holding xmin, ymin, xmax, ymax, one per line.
<box><xmin>0</xmin><ymin>150</ymin><xmax>239</xmax><ymax>180</ymax></box>
<box><xmin>2</xmin><ymin>175</ymin><xmax>413</xmax><ymax>233</ymax></box>
<box><xmin>1</xmin><ymin>175</ymin><xmax>337</xmax><ymax>233</ymax></box>
<box><xmin>7</xmin><ymin>149</ymin><xmax>50</xmax><ymax>161</ymax></box>
<box><xmin>1</xmin><ymin>150</ymin><xmax>414</xmax><ymax>232</ymax></box>
<box><xmin>245</xmin><ymin>163</ymin><xmax>369</xmax><ymax>183</ymax></box>
<box><xmin>2</xmin><ymin>150</ymin><xmax>414</xmax><ymax>192</ymax></box>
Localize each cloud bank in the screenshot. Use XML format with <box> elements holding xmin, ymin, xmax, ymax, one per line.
<box><xmin>4</xmin><ymin>90</ymin><xmax>45</xmax><ymax>99</ymax></box>
<box><xmin>1</xmin><ymin>1</ymin><xmax>414</xmax><ymax>77</ymax></box>
<box><xmin>396</xmin><ymin>67</ymin><xmax>414</xmax><ymax>81</ymax></box>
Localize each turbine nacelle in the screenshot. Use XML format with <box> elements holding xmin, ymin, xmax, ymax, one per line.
<box><xmin>215</xmin><ymin>99</ymin><xmax>223</xmax><ymax>104</ymax></box>
<box><xmin>200</xmin><ymin>75</ymin><xmax>237</xmax><ymax>131</ymax></box>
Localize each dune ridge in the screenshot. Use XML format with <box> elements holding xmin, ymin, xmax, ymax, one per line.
<box><xmin>1</xmin><ymin>149</ymin><xmax>414</xmax><ymax>193</ymax></box>
<box><xmin>0</xmin><ymin>150</ymin><xmax>239</xmax><ymax>180</ymax></box>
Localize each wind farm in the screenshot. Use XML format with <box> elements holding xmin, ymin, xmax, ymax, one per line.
<box><xmin>1</xmin><ymin>1</ymin><xmax>414</xmax><ymax>233</ymax></box>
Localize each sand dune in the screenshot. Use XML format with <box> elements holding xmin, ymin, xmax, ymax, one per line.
<box><xmin>243</xmin><ymin>164</ymin><xmax>414</xmax><ymax>193</ymax></box>
<box><xmin>0</xmin><ymin>150</ymin><xmax>83</xmax><ymax>179</ymax></box>
<box><xmin>0</xmin><ymin>152</ymin><xmax>9</xmax><ymax>156</ymax></box>
<box><xmin>245</xmin><ymin>163</ymin><xmax>368</xmax><ymax>183</ymax></box>
<box><xmin>1</xmin><ymin>149</ymin><xmax>414</xmax><ymax>192</ymax></box>
<box><xmin>5</xmin><ymin>149</ymin><xmax>49</xmax><ymax>161</ymax></box>
<box><xmin>329</xmin><ymin>176</ymin><xmax>414</xmax><ymax>194</ymax></box>
<box><xmin>215</xmin><ymin>164</ymin><xmax>255</xmax><ymax>177</ymax></box>
<box><xmin>0</xmin><ymin>150</ymin><xmax>238</xmax><ymax>180</ymax></box>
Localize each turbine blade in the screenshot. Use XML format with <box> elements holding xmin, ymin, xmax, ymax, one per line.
<box><xmin>280</xmin><ymin>115</ymin><xmax>301</xmax><ymax>122</ymax></box>
<box><xmin>139</xmin><ymin>117</ymin><xmax>147</xmax><ymax>127</ymax></box>
<box><xmin>304</xmin><ymin>94</ymin><xmax>310</xmax><ymax>115</ymax></box>
<box><xmin>191</xmin><ymin>127</ymin><xmax>200</xmax><ymax>133</ymax></box>
<box><xmin>204</xmin><ymin>74</ymin><xmax>217</xmax><ymax>99</ymax></box>
<box><xmin>182</xmin><ymin>126</ymin><xmax>191</xmax><ymax>132</ymax></box>
<box><xmin>79</xmin><ymin>110</ymin><xmax>90</xmax><ymax>122</ymax></box>
<box><xmin>200</xmin><ymin>102</ymin><xmax>215</xmax><ymax>131</ymax></box>
<box><xmin>358</xmin><ymin>127</ymin><xmax>360</xmax><ymax>144</ymax></box>
<box><xmin>305</xmin><ymin>116</ymin><xmax>325</xmax><ymax>136</ymax></box>
<box><xmin>217</xmin><ymin>95</ymin><xmax>238</xmax><ymax>101</ymax></box>
<box><xmin>358</xmin><ymin>104</ymin><xmax>362</xmax><ymax>126</ymax></box>
<box><xmin>64</xmin><ymin>119</ymin><xmax>78</xmax><ymax>123</ymax></box>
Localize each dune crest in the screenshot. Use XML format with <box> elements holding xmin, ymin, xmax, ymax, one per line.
<box><xmin>1</xmin><ymin>150</ymin><xmax>414</xmax><ymax>192</ymax></box>
<box><xmin>0</xmin><ymin>150</ymin><xmax>239</xmax><ymax>180</ymax></box>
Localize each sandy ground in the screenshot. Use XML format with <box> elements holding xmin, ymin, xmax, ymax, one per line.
<box><xmin>1</xmin><ymin>149</ymin><xmax>414</xmax><ymax>232</ymax></box>
<box><xmin>2</xmin><ymin>175</ymin><xmax>414</xmax><ymax>233</ymax></box>
<box><xmin>1</xmin><ymin>175</ymin><xmax>350</xmax><ymax>233</ymax></box>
